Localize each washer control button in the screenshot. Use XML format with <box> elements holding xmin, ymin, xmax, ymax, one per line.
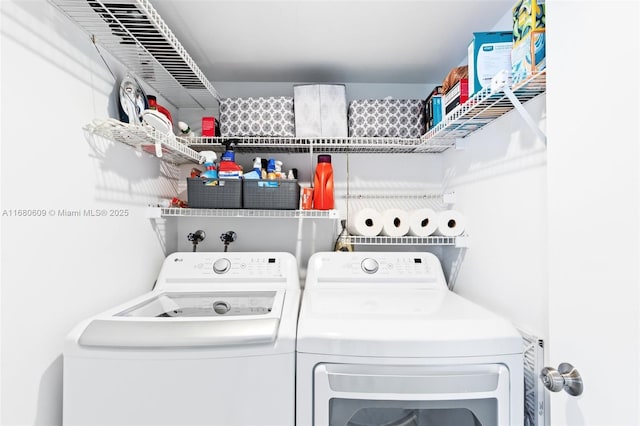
<box><xmin>361</xmin><ymin>258</ymin><xmax>379</xmax><ymax>274</ymax></box>
<box><xmin>213</xmin><ymin>258</ymin><xmax>231</xmax><ymax>274</ymax></box>
<box><xmin>213</xmin><ymin>301</ymin><xmax>231</xmax><ymax>314</ymax></box>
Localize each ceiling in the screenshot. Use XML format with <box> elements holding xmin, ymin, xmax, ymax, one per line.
<box><xmin>149</xmin><ymin>0</ymin><xmax>514</xmax><ymax>85</ymax></box>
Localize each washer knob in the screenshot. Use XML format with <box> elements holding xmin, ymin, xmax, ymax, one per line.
<box><xmin>361</xmin><ymin>258</ymin><xmax>379</xmax><ymax>274</ymax></box>
<box><xmin>213</xmin><ymin>258</ymin><xmax>231</xmax><ymax>274</ymax></box>
<box><xmin>213</xmin><ymin>301</ymin><xmax>231</xmax><ymax>314</ymax></box>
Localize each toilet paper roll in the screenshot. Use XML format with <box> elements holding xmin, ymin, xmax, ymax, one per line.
<box><xmin>347</xmin><ymin>208</ymin><xmax>383</xmax><ymax>237</ymax></box>
<box><xmin>380</xmin><ymin>208</ymin><xmax>411</xmax><ymax>237</ymax></box>
<box><xmin>407</xmin><ymin>208</ymin><xmax>439</xmax><ymax>237</ymax></box>
<box><xmin>433</xmin><ymin>210</ymin><xmax>466</xmax><ymax>237</ymax></box>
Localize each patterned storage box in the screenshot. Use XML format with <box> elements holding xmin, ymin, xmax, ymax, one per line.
<box><xmin>220</xmin><ymin>97</ymin><xmax>295</xmax><ymax>137</ymax></box>
<box><xmin>348</xmin><ymin>99</ymin><xmax>426</xmax><ymax>138</ymax></box>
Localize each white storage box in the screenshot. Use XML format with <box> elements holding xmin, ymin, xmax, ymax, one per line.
<box><xmin>219</xmin><ymin>96</ymin><xmax>295</xmax><ymax>137</ymax></box>
<box><xmin>294</xmin><ymin>84</ymin><xmax>348</xmax><ymax>137</ymax></box>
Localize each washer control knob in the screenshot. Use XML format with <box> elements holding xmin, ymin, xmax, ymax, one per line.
<box><xmin>213</xmin><ymin>301</ymin><xmax>231</xmax><ymax>315</ymax></box>
<box><xmin>361</xmin><ymin>258</ymin><xmax>379</xmax><ymax>274</ymax></box>
<box><xmin>213</xmin><ymin>258</ymin><xmax>231</xmax><ymax>274</ymax></box>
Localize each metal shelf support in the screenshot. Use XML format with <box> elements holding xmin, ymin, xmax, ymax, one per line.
<box><xmin>492</xmin><ymin>70</ymin><xmax>547</xmax><ymax>144</ymax></box>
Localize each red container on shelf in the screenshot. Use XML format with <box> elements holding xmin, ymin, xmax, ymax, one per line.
<box><xmin>313</xmin><ymin>155</ymin><xmax>334</xmax><ymax>210</ymax></box>
<box><xmin>202</xmin><ymin>117</ymin><xmax>216</xmax><ymax>137</ymax></box>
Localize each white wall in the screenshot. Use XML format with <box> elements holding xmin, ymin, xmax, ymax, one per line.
<box><xmin>1</xmin><ymin>1</ymin><xmax>174</xmax><ymax>424</ymax></box>
<box><xmin>441</xmin><ymin>95</ymin><xmax>548</xmax><ymax>337</ymax></box>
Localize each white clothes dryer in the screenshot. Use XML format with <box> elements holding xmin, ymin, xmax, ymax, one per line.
<box><xmin>63</xmin><ymin>252</ymin><xmax>300</xmax><ymax>426</ymax></box>
<box><xmin>296</xmin><ymin>252</ymin><xmax>523</xmax><ymax>426</ymax></box>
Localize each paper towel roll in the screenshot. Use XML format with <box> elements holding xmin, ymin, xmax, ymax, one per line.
<box><xmin>407</xmin><ymin>208</ymin><xmax>439</xmax><ymax>237</ymax></box>
<box><xmin>433</xmin><ymin>210</ymin><xmax>466</xmax><ymax>237</ymax></box>
<box><xmin>380</xmin><ymin>208</ymin><xmax>410</xmax><ymax>237</ymax></box>
<box><xmin>347</xmin><ymin>208</ymin><xmax>383</xmax><ymax>237</ymax></box>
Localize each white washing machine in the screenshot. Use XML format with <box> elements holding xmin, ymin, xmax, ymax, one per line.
<box><xmin>296</xmin><ymin>252</ymin><xmax>524</xmax><ymax>426</ymax></box>
<box><xmin>63</xmin><ymin>252</ymin><xmax>300</xmax><ymax>426</ymax></box>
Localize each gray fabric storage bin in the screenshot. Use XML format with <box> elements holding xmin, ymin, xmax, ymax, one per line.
<box><xmin>348</xmin><ymin>99</ymin><xmax>426</xmax><ymax>138</ymax></box>
<box><xmin>294</xmin><ymin>84</ymin><xmax>348</xmax><ymax>137</ymax></box>
<box><xmin>219</xmin><ymin>97</ymin><xmax>295</xmax><ymax>137</ymax></box>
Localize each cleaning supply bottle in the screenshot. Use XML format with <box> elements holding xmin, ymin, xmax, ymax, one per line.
<box><xmin>267</xmin><ymin>158</ymin><xmax>277</xmax><ymax>180</ymax></box>
<box><xmin>313</xmin><ymin>154</ymin><xmax>334</xmax><ymax>210</ymax></box>
<box><xmin>178</xmin><ymin>121</ymin><xmax>196</xmax><ymax>138</ymax></box>
<box><xmin>218</xmin><ymin>145</ymin><xmax>242</xmax><ymax>179</ymax></box>
<box><xmin>147</xmin><ymin>95</ymin><xmax>173</xmax><ymax>125</ymax></box>
<box><xmin>252</xmin><ymin>157</ymin><xmax>262</xmax><ymax>175</ymax></box>
<box><xmin>199</xmin><ymin>151</ymin><xmax>218</xmax><ymax>180</ymax></box>
<box><xmin>334</xmin><ymin>220</ymin><xmax>353</xmax><ymax>252</ymax></box>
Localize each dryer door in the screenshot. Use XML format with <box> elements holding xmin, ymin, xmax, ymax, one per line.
<box><xmin>313</xmin><ymin>363</ymin><xmax>510</xmax><ymax>426</ymax></box>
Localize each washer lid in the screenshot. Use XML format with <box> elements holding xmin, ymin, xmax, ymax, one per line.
<box><xmin>78</xmin><ymin>291</ymin><xmax>283</xmax><ymax>348</ymax></box>
<box><xmin>296</xmin><ymin>289</ymin><xmax>523</xmax><ymax>358</ymax></box>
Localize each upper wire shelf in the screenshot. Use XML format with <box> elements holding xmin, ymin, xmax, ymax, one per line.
<box><xmin>156</xmin><ymin>207</ymin><xmax>339</xmax><ymax>219</ymax></box>
<box><xmin>50</xmin><ymin>0</ymin><xmax>220</xmax><ymax>108</ymax></box>
<box><xmin>184</xmin><ymin>136</ymin><xmax>451</xmax><ymax>154</ymax></box>
<box><xmin>418</xmin><ymin>71</ymin><xmax>546</xmax><ymax>150</ymax></box>
<box><xmin>82</xmin><ymin>71</ymin><xmax>545</xmax><ymax>162</ymax></box>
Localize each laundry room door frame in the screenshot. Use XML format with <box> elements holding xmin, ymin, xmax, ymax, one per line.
<box><xmin>546</xmin><ymin>1</ymin><xmax>640</xmax><ymax>425</ymax></box>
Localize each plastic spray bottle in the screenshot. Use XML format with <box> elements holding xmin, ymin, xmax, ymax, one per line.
<box><xmin>267</xmin><ymin>158</ymin><xmax>277</xmax><ymax>180</ymax></box>
<box><xmin>178</xmin><ymin>121</ymin><xmax>195</xmax><ymax>138</ymax></box>
<box><xmin>199</xmin><ymin>151</ymin><xmax>218</xmax><ymax>180</ymax></box>
<box><xmin>252</xmin><ymin>157</ymin><xmax>262</xmax><ymax>174</ymax></box>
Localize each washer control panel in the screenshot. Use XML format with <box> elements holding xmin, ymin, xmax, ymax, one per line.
<box><xmin>159</xmin><ymin>253</ymin><xmax>291</xmax><ymax>281</ymax></box>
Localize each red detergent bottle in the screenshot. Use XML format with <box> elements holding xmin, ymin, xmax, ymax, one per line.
<box><xmin>313</xmin><ymin>154</ymin><xmax>334</xmax><ymax>210</ymax></box>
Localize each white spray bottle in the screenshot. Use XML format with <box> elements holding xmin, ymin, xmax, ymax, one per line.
<box><xmin>178</xmin><ymin>121</ymin><xmax>196</xmax><ymax>138</ymax></box>
<box><xmin>199</xmin><ymin>151</ymin><xmax>218</xmax><ymax>179</ymax></box>
<box><xmin>252</xmin><ymin>157</ymin><xmax>262</xmax><ymax>174</ymax></box>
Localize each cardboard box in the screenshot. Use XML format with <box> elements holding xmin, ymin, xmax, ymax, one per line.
<box><xmin>424</xmin><ymin>86</ymin><xmax>443</xmax><ymax>130</ymax></box>
<box><xmin>294</xmin><ymin>84</ymin><xmax>348</xmax><ymax>137</ymax></box>
<box><xmin>443</xmin><ymin>78</ymin><xmax>469</xmax><ymax>114</ymax></box>
<box><xmin>511</xmin><ymin>0</ymin><xmax>546</xmax><ymax>84</ymax></box>
<box><xmin>468</xmin><ymin>31</ymin><xmax>513</xmax><ymax>96</ymax></box>
<box><xmin>219</xmin><ymin>97</ymin><xmax>295</xmax><ymax>137</ymax></box>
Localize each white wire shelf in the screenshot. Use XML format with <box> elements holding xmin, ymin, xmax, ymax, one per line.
<box><xmin>157</xmin><ymin>207</ymin><xmax>339</xmax><ymax>219</ymax></box>
<box><xmin>50</xmin><ymin>0</ymin><xmax>220</xmax><ymax>108</ymax></box>
<box><xmin>85</xmin><ymin>119</ymin><xmax>201</xmax><ymax>165</ymax></box>
<box><xmin>185</xmin><ymin>136</ymin><xmax>452</xmax><ymax>154</ymax></box>
<box><xmin>417</xmin><ymin>71</ymin><xmax>546</xmax><ymax>150</ymax></box>
<box><xmin>346</xmin><ymin>235</ymin><xmax>461</xmax><ymax>246</ymax></box>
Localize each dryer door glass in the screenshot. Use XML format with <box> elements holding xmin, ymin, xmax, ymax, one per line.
<box><xmin>314</xmin><ymin>363</ymin><xmax>510</xmax><ymax>426</ymax></box>
<box><xmin>330</xmin><ymin>400</ymin><xmax>496</xmax><ymax>426</ymax></box>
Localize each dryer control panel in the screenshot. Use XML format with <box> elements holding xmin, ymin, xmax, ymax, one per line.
<box><xmin>305</xmin><ymin>252</ymin><xmax>447</xmax><ymax>289</ymax></box>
